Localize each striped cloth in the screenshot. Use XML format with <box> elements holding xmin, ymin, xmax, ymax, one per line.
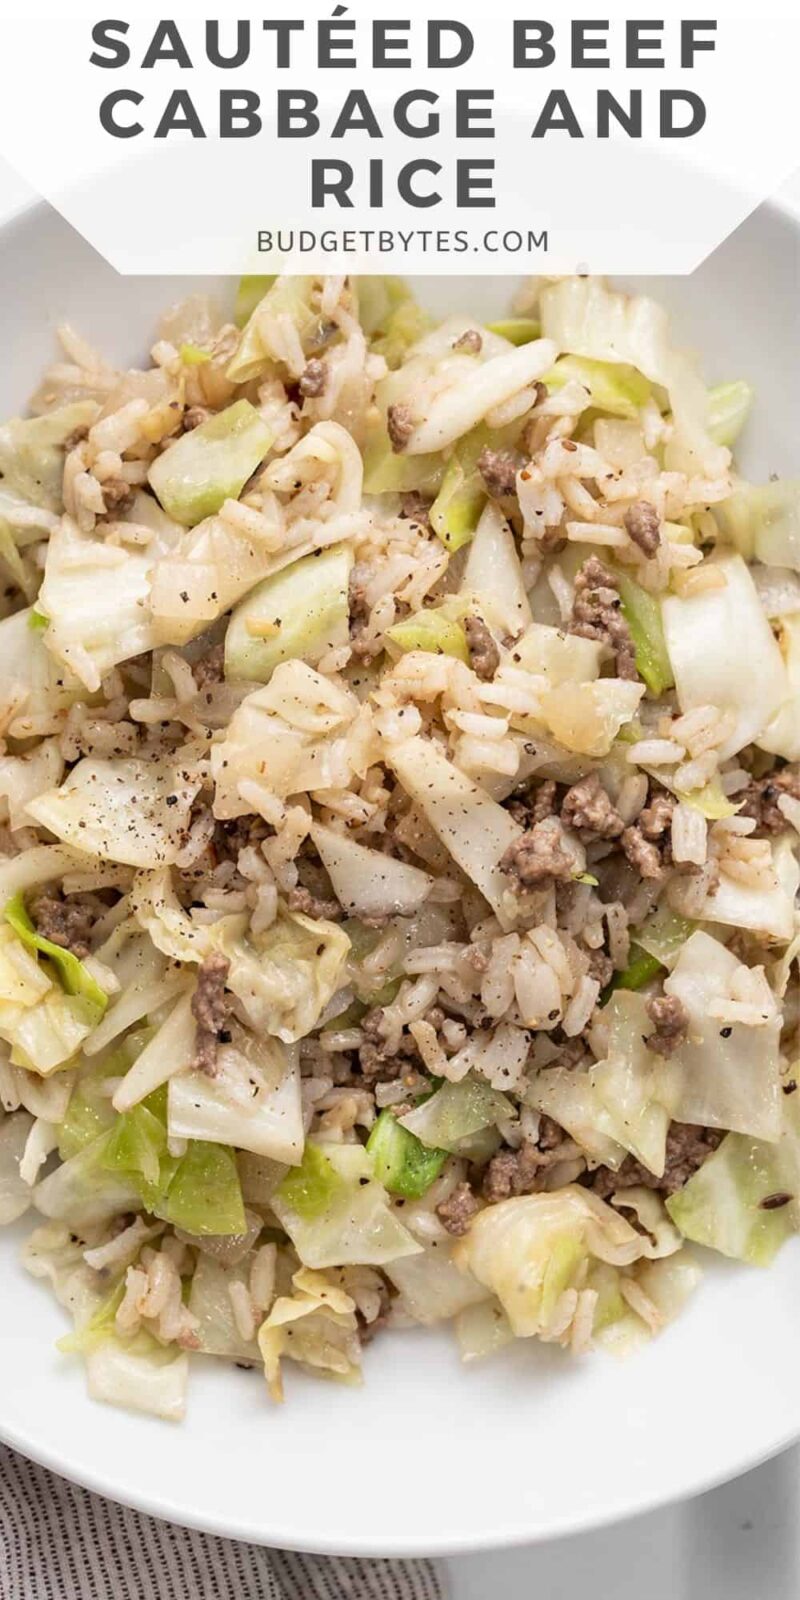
<box><xmin>0</xmin><ymin>1444</ymin><xmax>444</xmax><ymax>1600</ymax></box>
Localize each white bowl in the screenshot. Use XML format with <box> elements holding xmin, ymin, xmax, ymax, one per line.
<box><xmin>0</xmin><ymin>200</ymin><xmax>799</xmax><ymax>1558</ymax></box>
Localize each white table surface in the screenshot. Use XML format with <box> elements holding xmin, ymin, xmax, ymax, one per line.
<box><xmin>1</xmin><ymin>151</ymin><xmax>799</xmax><ymax>1598</ymax></box>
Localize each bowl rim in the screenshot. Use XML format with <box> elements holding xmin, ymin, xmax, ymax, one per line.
<box><xmin>0</xmin><ymin>190</ymin><xmax>798</xmax><ymax>1559</ymax></box>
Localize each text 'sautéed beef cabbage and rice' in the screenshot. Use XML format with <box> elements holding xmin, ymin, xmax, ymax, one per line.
<box><xmin>0</xmin><ymin>273</ymin><xmax>799</xmax><ymax>1422</ymax></box>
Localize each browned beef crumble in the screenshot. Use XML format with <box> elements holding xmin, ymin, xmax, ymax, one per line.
<box><xmin>478</xmin><ymin>447</ymin><xmax>519</xmax><ymax>499</ymax></box>
<box><xmin>436</xmin><ymin>1183</ymin><xmax>481</xmax><ymax>1236</ymax></box>
<box><xmin>480</xmin><ymin>1127</ymin><xmax>570</xmax><ymax>1203</ymax></box>
<box><xmin>192</xmin><ymin>642</ymin><xmax>225</xmax><ymax>691</ymax></box>
<box><xmin>464</xmin><ymin>615</ymin><xmax>500</xmax><ymax>681</ymax></box>
<box><xmin>638</xmin><ymin>789</ymin><xmax>674</xmax><ymax>840</ymax></box>
<box><xmin>191</xmin><ymin>952</ymin><xmax>231</xmax><ymax>1076</ymax></box>
<box><xmin>620</xmin><ymin>825</ymin><xmax>665</xmax><ymax>880</ymax></box>
<box><xmin>646</xmin><ymin>993</ymin><xmax>689</xmax><ymax>1057</ymax></box>
<box><xmin>101</xmin><ymin>479</ymin><xmax>136</xmax><ymax>515</ymax></box>
<box><xmin>357</xmin><ymin>1010</ymin><xmax>418</xmax><ymax>1082</ymax></box>
<box><xmin>500</xmin><ymin>816</ymin><xmax>575</xmax><ymax>888</ymax></box>
<box><xmin>561</xmin><ymin>772</ymin><xmax>624</xmax><ymax>840</ymax></box>
<box><xmin>298</xmin><ymin>357</ymin><xmax>328</xmax><ymax>398</ymax></box>
<box><xmin>739</xmin><ymin>767</ymin><xmax>800</xmax><ymax>833</ymax></box>
<box><xmin>452</xmin><ymin>329</ymin><xmax>483</xmax><ymax>354</ymax></box>
<box><xmin>624</xmin><ymin>499</ymin><xmax>661</xmax><ymax>556</ymax></box>
<box><xmin>569</xmin><ymin>555</ymin><xmax>638</xmax><ymax>680</ymax></box>
<box><xmin>591</xmin><ymin>1122</ymin><xmax>723</xmax><ymax>1200</ymax></box>
<box><xmin>586</xmin><ymin>947</ymin><xmax>615</xmax><ymax>989</ymax></box>
<box><xmin>400</xmin><ymin>491</ymin><xmax>433</xmax><ymax>530</ymax></box>
<box><xmin>31</xmin><ymin>893</ymin><xmax>96</xmax><ymax>961</ymax></box>
<box><xmin>285</xmin><ymin>885</ymin><xmax>343</xmax><ymax>922</ymax></box>
<box><xmin>387</xmin><ymin>404</ymin><xmax>415</xmax><ymax>453</ymax></box>
<box><xmin>507</xmin><ymin>778</ymin><xmax>559</xmax><ymax>831</ymax></box>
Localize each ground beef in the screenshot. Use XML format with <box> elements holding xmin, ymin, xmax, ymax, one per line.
<box><xmin>191</xmin><ymin>952</ymin><xmax>231</xmax><ymax>1076</ymax></box>
<box><xmin>436</xmin><ymin>1183</ymin><xmax>480</xmax><ymax>1236</ymax></box>
<box><xmin>400</xmin><ymin>491</ymin><xmax>433</xmax><ymax>530</ymax></box>
<box><xmin>387</xmin><ymin>403</ymin><xmax>415</xmax><ymax>453</ymax></box>
<box><xmin>182</xmin><ymin>405</ymin><xmax>212</xmax><ymax>432</ymax></box>
<box><xmin>192</xmin><ymin>642</ymin><xmax>225</xmax><ymax>691</ymax></box>
<box><xmin>638</xmin><ymin>789</ymin><xmax>674</xmax><ymax>840</ymax></box>
<box><xmin>586</xmin><ymin>947</ymin><xmax>615</xmax><ymax>989</ymax></box>
<box><xmin>500</xmin><ymin>816</ymin><xmax>575</xmax><ymax>888</ymax></box>
<box><xmin>561</xmin><ymin>772</ymin><xmax>624</xmax><ymax>840</ymax></box>
<box><xmin>646</xmin><ymin>993</ymin><xmax>689</xmax><ymax>1057</ymax></box>
<box><xmin>357</xmin><ymin>1010</ymin><xmax>418</xmax><ymax>1082</ymax></box>
<box><xmin>478</xmin><ymin>447</ymin><xmax>519</xmax><ymax>499</ymax></box>
<box><xmin>101</xmin><ymin>479</ymin><xmax>136</xmax><ymax>515</ymax></box>
<box><xmin>348</xmin><ymin>563</ymin><xmax>371</xmax><ymax>624</ymax></box>
<box><xmin>31</xmin><ymin>893</ymin><xmax>96</xmax><ymax>961</ymax></box>
<box><xmin>298</xmin><ymin>357</ymin><xmax>328</xmax><ymax>398</ymax></box>
<box><xmin>624</xmin><ymin>499</ymin><xmax>661</xmax><ymax>556</ymax></box>
<box><xmin>591</xmin><ymin>1122</ymin><xmax>723</xmax><ymax>1200</ymax></box>
<box><xmin>569</xmin><ymin>555</ymin><xmax>638</xmax><ymax>681</ymax></box>
<box><xmin>464</xmin><ymin>614</ymin><xmax>500</xmax><ymax>681</ymax></box>
<box><xmin>620</xmin><ymin>824</ymin><xmax>665</xmax><ymax>880</ymax></box>
<box><xmin>482</xmin><ymin>1140</ymin><xmax>545</xmax><ymax>1202</ymax></box>
<box><xmin>452</xmin><ymin>329</ymin><xmax>483</xmax><ymax>354</ymax></box>
<box><xmin>285</xmin><ymin>885</ymin><xmax>343</xmax><ymax>922</ymax></box>
<box><xmin>739</xmin><ymin>767</ymin><xmax>800</xmax><ymax>833</ymax></box>
<box><xmin>507</xmin><ymin>779</ymin><xmax>558</xmax><ymax>830</ymax></box>
<box><xmin>213</xmin><ymin>814</ymin><xmax>270</xmax><ymax>863</ymax></box>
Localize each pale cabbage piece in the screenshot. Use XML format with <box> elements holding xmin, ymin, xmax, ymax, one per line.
<box><xmin>662</xmin><ymin>555</ymin><xmax>789</xmax><ymax>760</ymax></box>
<box><xmin>399</xmin><ymin>1075</ymin><xmax>512</xmax><ymax>1155</ymax></box>
<box><xmin>0</xmin><ymin>402</ymin><xmax>100</xmax><ymax>512</ymax></box>
<box><xmin>211</xmin><ymin>662</ymin><xmax>373</xmax><ymax>815</ymax></box>
<box><xmin>22</xmin><ymin>1219</ymin><xmax>105</xmax><ymax>1327</ymax></box>
<box><xmin>187</xmin><ymin>1254</ymin><xmax>262</xmax><ymax>1363</ymax></box>
<box><xmin>759</xmin><ymin>614</ymin><xmax>800</xmax><ymax>761</ymax></box>
<box><xmin>85</xmin><ymin>1335</ymin><xmax>188</xmax><ymax>1423</ymax></box>
<box><xmin>225</xmin><ymin>544</ymin><xmax>353</xmax><ymax>684</ymax></box>
<box><xmin>309</xmin><ymin>821</ymin><xmax>432</xmax><ymax>920</ymax></box>
<box><xmin>26</xmin><ymin>751</ymin><xmax>205</xmax><ymax>869</ymax></box>
<box><xmin>0</xmin><ymin>925</ymin><xmax>97</xmax><ymax>1076</ymax></box>
<box><xmin>512</xmin><ymin>622</ymin><xmax>603</xmax><ymax>686</ymax></box>
<box><xmin>83</xmin><ymin>929</ymin><xmax>187</xmax><ymax>1058</ymax></box>
<box><xmin>271</xmin><ymin>1143</ymin><xmax>423</xmax><ymax>1272</ymax></box>
<box><xmin>663</xmin><ymin>930</ymin><xmax>782</xmax><ymax>1140</ymax></box>
<box><xmin>168</xmin><ymin>1030</ymin><xmax>304</xmax><ymax>1165</ymax></box>
<box><xmin>0</xmin><ymin>1110</ymin><xmax>34</xmax><ymax>1223</ymax></box>
<box><xmin>112</xmin><ymin>991</ymin><xmax>196</xmax><ymax>1113</ymax></box>
<box><xmin>591</xmin><ymin>1252</ymin><xmax>703</xmax><ymax>1355</ymax></box>
<box><xmin>667</xmin><ymin>1104</ymin><xmax>800</xmax><ymax>1266</ymax></box>
<box><xmin>527</xmin><ymin>1064</ymin><xmax>626</xmax><ymax>1168</ymax></box>
<box><xmin>149</xmin><ymin>500</ymin><xmax>285</xmax><ymax>647</ymax></box>
<box><xmin>258</xmin><ymin>1265</ymin><xmax>361</xmax><ymax>1402</ymax></box>
<box><xmin>38</xmin><ymin>519</ymin><xmax>161</xmax><ymax>694</ymax></box>
<box><xmin>716</xmin><ymin>480</ymin><xmax>800</xmax><ymax>569</ymax></box>
<box><xmin>148</xmin><ymin>399</ymin><xmax>273</xmax><ymax>527</ymax></box>
<box><xmin>538</xmin><ymin>678</ymin><xmax>644</xmax><ymax>758</ymax></box>
<box><xmin>386</xmin><ymin>736</ymin><xmax>522</xmax><ymax>928</ymax></box>
<box><xmin>453</xmin><ymin>1186</ymin><xmax>647</xmax><ymax>1339</ymax></box>
<box><xmin>608</xmin><ymin>1188</ymin><xmax>683</xmax><ymax>1259</ymax></box>
<box><xmin>0</xmin><ymin>844</ymin><xmax>90</xmax><ymax>912</ymax></box>
<box><xmin>212</xmin><ymin>906</ymin><xmax>350</xmax><ymax>1045</ymax></box>
<box><xmin>227</xmin><ymin>275</ymin><xmax>320</xmax><ymax>384</ymax></box>
<box><xmin>700</xmin><ymin>835</ymin><xmax>800</xmax><ymax>943</ymax></box>
<box><xmin>456</xmin><ymin>1298</ymin><xmax>515</xmax><ymax>1363</ymax></box>
<box><xmin>0</xmin><ymin>738</ymin><xmax>64</xmax><ymax>833</ymax></box>
<box><xmin>34</xmin><ymin>1137</ymin><xmax>141</xmax><ymax>1231</ymax></box>
<box><xmin>385</xmin><ymin>1240</ymin><xmax>490</xmax><ymax>1324</ymax></box>
<box><xmin>129</xmin><ymin>868</ymin><xmax>213</xmax><ymax>966</ymax></box>
<box><xmin>461</xmin><ymin>502</ymin><xmax>532</xmax><ymax>638</ymax></box>
<box><xmin>539</xmin><ymin>277</ymin><xmax>729</xmax><ymax>480</ymax></box>
<box><xmin>0</xmin><ymin>608</ymin><xmax>86</xmax><ymax>737</ymax></box>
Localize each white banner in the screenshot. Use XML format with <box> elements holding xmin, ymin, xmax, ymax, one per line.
<box><xmin>0</xmin><ymin>0</ymin><xmax>798</xmax><ymax>274</ymax></box>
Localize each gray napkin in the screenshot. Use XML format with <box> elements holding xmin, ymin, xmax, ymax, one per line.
<box><xmin>0</xmin><ymin>1443</ymin><xmax>445</xmax><ymax>1600</ymax></box>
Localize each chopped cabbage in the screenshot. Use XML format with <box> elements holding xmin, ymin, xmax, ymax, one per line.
<box><xmin>111</xmin><ymin>991</ymin><xmax>196</xmax><ymax>1113</ymax></box>
<box><xmin>227</xmin><ymin>276</ymin><xmax>320</xmax><ymax>384</ymax></box>
<box><xmin>0</xmin><ymin>401</ymin><xmax>100</xmax><ymax>512</ymax></box>
<box><xmin>663</xmin><ymin>930</ymin><xmax>782</xmax><ymax>1139</ymax></box>
<box><xmin>403</xmin><ymin>339</ymin><xmax>557</xmax><ymax>456</ymax></box>
<box><xmin>700</xmin><ymin>835</ymin><xmax>799</xmax><ymax>943</ymax></box>
<box><xmin>759</xmin><ymin>614</ymin><xmax>800</xmax><ymax>761</ymax></box>
<box><xmin>0</xmin><ymin>738</ymin><xmax>64</xmax><ymax>834</ymax></box>
<box><xmin>168</xmin><ymin>1028</ymin><xmax>303</xmax><ymax>1165</ymax></box>
<box><xmin>366</xmin><ymin>1110</ymin><xmax>447</xmax><ymax>1198</ymax></box>
<box><xmin>26</xmin><ymin>751</ymin><xmax>204</xmax><ymax>869</ymax></box>
<box><xmin>486</xmin><ymin>318</ymin><xmax>541</xmax><ymax>345</ymax></box>
<box><xmin>387</xmin><ymin>605</ymin><xmax>469</xmax><ymax>664</ymax></box>
<box><xmin>386</xmin><ymin>1240</ymin><xmax>490</xmax><ymax>1323</ymax></box>
<box><xmin>543</xmin><ymin>355</ymin><xmax>651</xmax><ymax>419</ymax></box>
<box><xmin>215</xmin><ymin>906</ymin><xmax>349</xmax><ymax>1044</ymax></box>
<box><xmin>0</xmin><ymin>606</ymin><xmax>85</xmax><ymax>731</ymax></box>
<box><xmin>272</xmin><ymin>1141</ymin><xmax>422</xmax><ymax>1269</ymax></box>
<box><xmin>224</xmin><ymin>545</ymin><xmax>352</xmax><ymax>683</ymax></box>
<box><xmin>461</xmin><ymin>503</ymin><xmax>532</xmax><ymax>638</ymax></box>
<box><xmin>148</xmin><ymin>399</ymin><xmax>273</xmax><ymax>527</ymax></box>
<box><xmin>616</xmin><ymin>573</ymin><xmax>674</xmax><ymax>697</ymax></box>
<box><xmin>716</xmin><ymin>480</ymin><xmax>800</xmax><ymax>569</ymax></box>
<box><xmin>187</xmin><ymin>1255</ymin><xmax>261</xmax><ymax>1363</ymax></box>
<box><xmin>0</xmin><ymin>1111</ymin><xmax>34</xmax><ymax>1223</ymax></box>
<box><xmin>453</xmin><ymin>1186</ymin><xmax>646</xmax><ymax>1338</ymax></box>
<box><xmin>84</xmin><ymin>1333</ymin><xmax>188</xmax><ymax>1421</ymax></box>
<box><xmin>258</xmin><ymin>1265</ymin><xmax>361</xmax><ymax>1401</ymax></box>
<box><xmin>399</xmin><ymin>1076</ymin><xmax>513</xmax><ymax>1156</ymax></box>
<box><xmin>667</xmin><ymin>1110</ymin><xmax>800</xmax><ymax>1266</ymax></box>
<box><xmin>38</xmin><ymin>519</ymin><xmax>159</xmax><ymax>693</ymax></box>
<box><xmin>5</xmin><ymin>892</ymin><xmax>108</xmax><ymax>1024</ymax></box>
<box><xmin>309</xmin><ymin>821</ymin><xmax>432</xmax><ymax>920</ymax></box>
<box><xmin>233</xmin><ymin>274</ymin><xmax>277</xmax><ymax>328</ymax></box>
<box><xmin>539</xmin><ymin>678</ymin><xmax>644</xmax><ymax>758</ymax></box>
<box><xmin>34</xmin><ymin>1136</ymin><xmax>141</xmax><ymax>1230</ymax></box>
<box><xmin>707</xmin><ymin>380</ymin><xmax>754</xmax><ymax>447</ymax></box>
<box><xmin>512</xmin><ymin>622</ymin><xmax>603</xmax><ymax>685</ymax></box>
<box><xmin>386</xmin><ymin>737</ymin><xmax>522</xmax><ymax>926</ymax></box>
<box><xmin>662</xmin><ymin>555</ymin><xmax>789</xmax><ymax>759</ymax></box>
